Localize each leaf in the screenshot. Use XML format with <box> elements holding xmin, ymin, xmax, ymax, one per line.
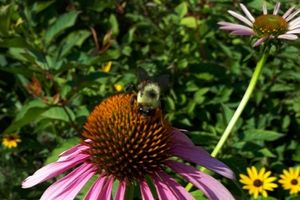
<box><xmin>60</xmin><ymin>30</ymin><xmax>91</xmax><ymax>57</ymax></box>
<box><xmin>0</xmin><ymin>37</ymin><xmax>29</xmax><ymax>48</ymax></box>
<box><xmin>109</xmin><ymin>14</ymin><xmax>119</xmax><ymax>35</ymax></box>
<box><xmin>175</xmin><ymin>2</ymin><xmax>188</xmax><ymax>18</ymax></box>
<box><xmin>32</xmin><ymin>0</ymin><xmax>55</xmax><ymax>13</ymax></box>
<box><xmin>41</xmin><ymin>106</ymin><xmax>74</xmax><ymax>122</ymax></box>
<box><xmin>44</xmin><ymin>11</ymin><xmax>80</xmax><ymax>44</ymax></box>
<box><xmin>180</xmin><ymin>16</ymin><xmax>197</xmax><ymax>28</ymax></box>
<box><xmin>243</xmin><ymin>129</ymin><xmax>284</xmax><ymax>142</ymax></box>
<box><xmin>3</xmin><ymin>100</ymin><xmax>48</xmax><ymax>134</ymax></box>
<box><xmin>0</xmin><ymin>4</ymin><xmax>11</xmax><ymax>36</ymax></box>
<box><xmin>190</xmin><ymin>190</ymin><xmax>206</xmax><ymax>200</ymax></box>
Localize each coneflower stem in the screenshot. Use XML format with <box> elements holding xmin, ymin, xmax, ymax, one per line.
<box><xmin>211</xmin><ymin>52</ymin><xmax>268</xmax><ymax>157</ymax></box>
<box><xmin>185</xmin><ymin>51</ymin><xmax>268</xmax><ymax>192</ymax></box>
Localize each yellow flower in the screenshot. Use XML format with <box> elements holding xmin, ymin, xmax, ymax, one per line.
<box><xmin>240</xmin><ymin>166</ymin><xmax>278</xmax><ymax>199</ymax></box>
<box><xmin>2</xmin><ymin>134</ymin><xmax>21</xmax><ymax>149</ymax></box>
<box><xmin>279</xmin><ymin>167</ymin><xmax>300</xmax><ymax>195</ymax></box>
<box><xmin>114</xmin><ymin>83</ymin><xmax>123</xmax><ymax>92</ymax></box>
<box><xmin>101</xmin><ymin>61</ymin><xmax>112</xmax><ymax>73</ymax></box>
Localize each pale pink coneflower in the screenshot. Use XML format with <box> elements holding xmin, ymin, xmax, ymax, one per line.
<box><xmin>218</xmin><ymin>2</ymin><xmax>300</xmax><ymax>46</ymax></box>
<box><xmin>22</xmin><ymin>93</ymin><xmax>235</xmax><ymax>200</ymax></box>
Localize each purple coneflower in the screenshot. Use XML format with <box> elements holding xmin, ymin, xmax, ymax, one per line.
<box><xmin>22</xmin><ymin>93</ymin><xmax>235</xmax><ymax>200</ymax></box>
<box><xmin>218</xmin><ymin>2</ymin><xmax>300</xmax><ymax>46</ymax></box>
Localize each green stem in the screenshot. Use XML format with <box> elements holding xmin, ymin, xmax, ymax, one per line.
<box><xmin>185</xmin><ymin>52</ymin><xmax>268</xmax><ymax>192</ymax></box>
<box><xmin>125</xmin><ymin>183</ymin><xmax>135</xmax><ymax>200</ymax></box>
<box><xmin>211</xmin><ymin>52</ymin><xmax>268</xmax><ymax>157</ymax></box>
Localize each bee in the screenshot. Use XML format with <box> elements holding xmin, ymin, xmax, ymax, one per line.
<box><xmin>130</xmin><ymin>67</ymin><xmax>169</xmax><ymax>116</ymax></box>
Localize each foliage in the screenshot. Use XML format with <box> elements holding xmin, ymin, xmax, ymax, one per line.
<box><xmin>0</xmin><ymin>0</ymin><xmax>300</xmax><ymax>199</ymax></box>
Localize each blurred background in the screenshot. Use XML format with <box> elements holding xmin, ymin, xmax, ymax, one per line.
<box><xmin>1</xmin><ymin>0</ymin><xmax>300</xmax><ymax>199</ymax></box>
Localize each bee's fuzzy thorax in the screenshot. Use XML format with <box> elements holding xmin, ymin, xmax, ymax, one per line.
<box><xmin>137</xmin><ymin>82</ymin><xmax>161</xmax><ymax>109</ymax></box>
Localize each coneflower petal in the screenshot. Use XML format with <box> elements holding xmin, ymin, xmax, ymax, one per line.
<box><xmin>286</xmin><ymin>28</ymin><xmax>300</xmax><ymax>34</ymax></box>
<box><xmin>240</xmin><ymin>3</ymin><xmax>255</xmax><ymax>22</ymax></box>
<box><xmin>253</xmin><ymin>37</ymin><xmax>267</xmax><ymax>47</ymax></box>
<box><xmin>40</xmin><ymin>163</ymin><xmax>96</xmax><ymax>200</ymax></box>
<box><xmin>140</xmin><ymin>180</ymin><xmax>155</xmax><ymax>200</ymax></box>
<box><xmin>273</xmin><ymin>2</ymin><xmax>281</xmax><ymax>15</ymax></box>
<box><xmin>283</xmin><ymin>6</ymin><xmax>295</xmax><ymax>19</ymax></box>
<box><xmin>157</xmin><ymin>171</ymin><xmax>195</xmax><ymax>200</ymax></box>
<box><xmin>152</xmin><ymin>174</ymin><xmax>179</xmax><ymax>199</ymax></box>
<box><xmin>97</xmin><ymin>176</ymin><xmax>114</xmax><ymax>200</ymax></box>
<box><xmin>84</xmin><ymin>175</ymin><xmax>107</xmax><ymax>200</ymax></box>
<box><xmin>114</xmin><ymin>181</ymin><xmax>126</xmax><ymax>200</ymax></box>
<box><xmin>166</xmin><ymin>160</ymin><xmax>235</xmax><ymax>200</ymax></box>
<box><xmin>22</xmin><ymin>153</ymin><xmax>89</xmax><ymax>188</ymax></box>
<box><xmin>262</xmin><ymin>2</ymin><xmax>268</xmax><ymax>15</ymax></box>
<box><xmin>228</xmin><ymin>10</ymin><xmax>253</xmax><ymax>27</ymax></box>
<box><xmin>278</xmin><ymin>34</ymin><xmax>298</xmax><ymax>40</ymax></box>
<box><xmin>58</xmin><ymin>143</ymin><xmax>89</xmax><ymax>162</ymax></box>
<box><xmin>286</xmin><ymin>9</ymin><xmax>300</xmax><ymax>22</ymax></box>
<box><xmin>230</xmin><ymin>29</ymin><xmax>255</xmax><ymax>36</ymax></box>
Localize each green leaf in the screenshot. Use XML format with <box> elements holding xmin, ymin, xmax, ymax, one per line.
<box><xmin>41</xmin><ymin>106</ymin><xmax>74</xmax><ymax>122</ymax></box>
<box><xmin>45</xmin><ymin>137</ymin><xmax>80</xmax><ymax>164</ymax></box>
<box><xmin>0</xmin><ymin>4</ymin><xmax>11</xmax><ymax>36</ymax></box>
<box><xmin>3</xmin><ymin>100</ymin><xmax>48</xmax><ymax>134</ymax></box>
<box><xmin>0</xmin><ymin>37</ymin><xmax>29</xmax><ymax>48</ymax></box>
<box><xmin>180</xmin><ymin>16</ymin><xmax>197</xmax><ymax>28</ymax></box>
<box><xmin>190</xmin><ymin>190</ymin><xmax>206</xmax><ymax>200</ymax></box>
<box><xmin>44</xmin><ymin>11</ymin><xmax>80</xmax><ymax>44</ymax></box>
<box><xmin>175</xmin><ymin>2</ymin><xmax>188</xmax><ymax>18</ymax></box>
<box><xmin>109</xmin><ymin>14</ymin><xmax>119</xmax><ymax>35</ymax></box>
<box><xmin>32</xmin><ymin>0</ymin><xmax>55</xmax><ymax>13</ymax></box>
<box><xmin>243</xmin><ymin>129</ymin><xmax>284</xmax><ymax>142</ymax></box>
<box><xmin>60</xmin><ymin>30</ymin><xmax>91</xmax><ymax>57</ymax></box>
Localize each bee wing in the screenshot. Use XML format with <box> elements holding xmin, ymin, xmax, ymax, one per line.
<box><xmin>156</xmin><ymin>74</ymin><xmax>169</xmax><ymax>91</ymax></box>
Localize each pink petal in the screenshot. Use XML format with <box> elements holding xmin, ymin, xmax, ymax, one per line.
<box><xmin>286</xmin><ymin>9</ymin><xmax>300</xmax><ymax>22</ymax></box>
<box><xmin>152</xmin><ymin>173</ymin><xmax>182</xmax><ymax>200</ymax></box>
<box><xmin>41</xmin><ymin>163</ymin><xmax>96</xmax><ymax>200</ymax></box>
<box><xmin>289</xmin><ymin>17</ymin><xmax>300</xmax><ymax>29</ymax></box>
<box><xmin>219</xmin><ymin>23</ymin><xmax>254</xmax><ymax>32</ymax></box>
<box><xmin>278</xmin><ymin>34</ymin><xmax>298</xmax><ymax>40</ymax></box>
<box><xmin>58</xmin><ymin>142</ymin><xmax>89</xmax><ymax>162</ymax></box>
<box><xmin>22</xmin><ymin>153</ymin><xmax>89</xmax><ymax>188</ymax></box>
<box><xmin>273</xmin><ymin>2</ymin><xmax>281</xmax><ymax>15</ymax></box>
<box><xmin>156</xmin><ymin>171</ymin><xmax>195</xmax><ymax>200</ymax></box>
<box><xmin>283</xmin><ymin>6</ymin><xmax>295</xmax><ymax>19</ymax></box>
<box><xmin>230</xmin><ymin>29</ymin><xmax>255</xmax><ymax>36</ymax></box>
<box><xmin>171</xmin><ymin>129</ymin><xmax>194</xmax><ymax>147</ymax></box>
<box><xmin>239</xmin><ymin>4</ymin><xmax>255</xmax><ymax>22</ymax></box>
<box><xmin>84</xmin><ymin>175</ymin><xmax>107</xmax><ymax>200</ymax></box>
<box><xmin>140</xmin><ymin>179</ymin><xmax>155</xmax><ymax>200</ymax></box>
<box><xmin>166</xmin><ymin>160</ymin><xmax>235</xmax><ymax>200</ymax></box>
<box><xmin>286</xmin><ymin>28</ymin><xmax>300</xmax><ymax>34</ymax></box>
<box><xmin>99</xmin><ymin>176</ymin><xmax>114</xmax><ymax>200</ymax></box>
<box><xmin>228</xmin><ymin>10</ymin><xmax>253</xmax><ymax>27</ymax></box>
<box><xmin>262</xmin><ymin>2</ymin><xmax>267</xmax><ymax>15</ymax></box>
<box><xmin>253</xmin><ymin>37</ymin><xmax>266</xmax><ymax>47</ymax></box>
<box><xmin>115</xmin><ymin>180</ymin><xmax>126</xmax><ymax>200</ymax></box>
<box><xmin>170</xmin><ymin>144</ymin><xmax>235</xmax><ymax>179</ymax></box>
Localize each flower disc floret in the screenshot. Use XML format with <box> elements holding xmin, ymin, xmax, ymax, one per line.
<box><xmin>253</xmin><ymin>15</ymin><xmax>288</xmax><ymax>37</ymax></box>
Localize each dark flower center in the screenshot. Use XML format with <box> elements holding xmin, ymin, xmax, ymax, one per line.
<box><xmin>253</xmin><ymin>14</ymin><xmax>288</xmax><ymax>37</ymax></box>
<box><xmin>82</xmin><ymin>93</ymin><xmax>172</xmax><ymax>182</ymax></box>
<box><xmin>253</xmin><ymin>179</ymin><xmax>263</xmax><ymax>187</ymax></box>
<box><xmin>291</xmin><ymin>179</ymin><xmax>298</xmax><ymax>185</ymax></box>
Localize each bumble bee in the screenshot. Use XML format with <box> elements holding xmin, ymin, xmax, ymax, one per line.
<box><xmin>130</xmin><ymin>67</ymin><xmax>169</xmax><ymax>116</ymax></box>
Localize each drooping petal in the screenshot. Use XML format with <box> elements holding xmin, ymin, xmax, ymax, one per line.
<box><xmin>278</xmin><ymin>34</ymin><xmax>298</xmax><ymax>40</ymax></box>
<box><xmin>115</xmin><ymin>180</ymin><xmax>126</xmax><ymax>200</ymax></box>
<box><xmin>84</xmin><ymin>174</ymin><xmax>107</xmax><ymax>200</ymax></box>
<box><xmin>283</xmin><ymin>6</ymin><xmax>295</xmax><ymax>19</ymax></box>
<box><xmin>140</xmin><ymin>179</ymin><xmax>155</xmax><ymax>200</ymax></box>
<box><xmin>171</xmin><ymin>129</ymin><xmax>195</xmax><ymax>147</ymax></box>
<box><xmin>273</xmin><ymin>2</ymin><xmax>281</xmax><ymax>15</ymax></box>
<box><xmin>253</xmin><ymin>37</ymin><xmax>266</xmax><ymax>47</ymax></box>
<box><xmin>152</xmin><ymin>173</ymin><xmax>182</xmax><ymax>200</ymax></box>
<box><xmin>22</xmin><ymin>153</ymin><xmax>89</xmax><ymax>188</ymax></box>
<box><xmin>157</xmin><ymin>171</ymin><xmax>195</xmax><ymax>200</ymax></box>
<box><xmin>170</xmin><ymin>144</ymin><xmax>235</xmax><ymax>180</ymax></box>
<box><xmin>228</xmin><ymin>10</ymin><xmax>253</xmax><ymax>27</ymax></box>
<box><xmin>58</xmin><ymin>142</ymin><xmax>90</xmax><ymax>162</ymax></box>
<box><xmin>240</xmin><ymin>4</ymin><xmax>255</xmax><ymax>22</ymax></box>
<box><xmin>40</xmin><ymin>163</ymin><xmax>96</xmax><ymax>200</ymax></box>
<box><xmin>98</xmin><ymin>176</ymin><xmax>114</xmax><ymax>200</ymax></box>
<box><xmin>166</xmin><ymin>160</ymin><xmax>235</xmax><ymax>200</ymax></box>
<box><xmin>218</xmin><ymin>23</ymin><xmax>254</xmax><ymax>33</ymax></box>
<box><xmin>230</xmin><ymin>29</ymin><xmax>255</xmax><ymax>36</ymax></box>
